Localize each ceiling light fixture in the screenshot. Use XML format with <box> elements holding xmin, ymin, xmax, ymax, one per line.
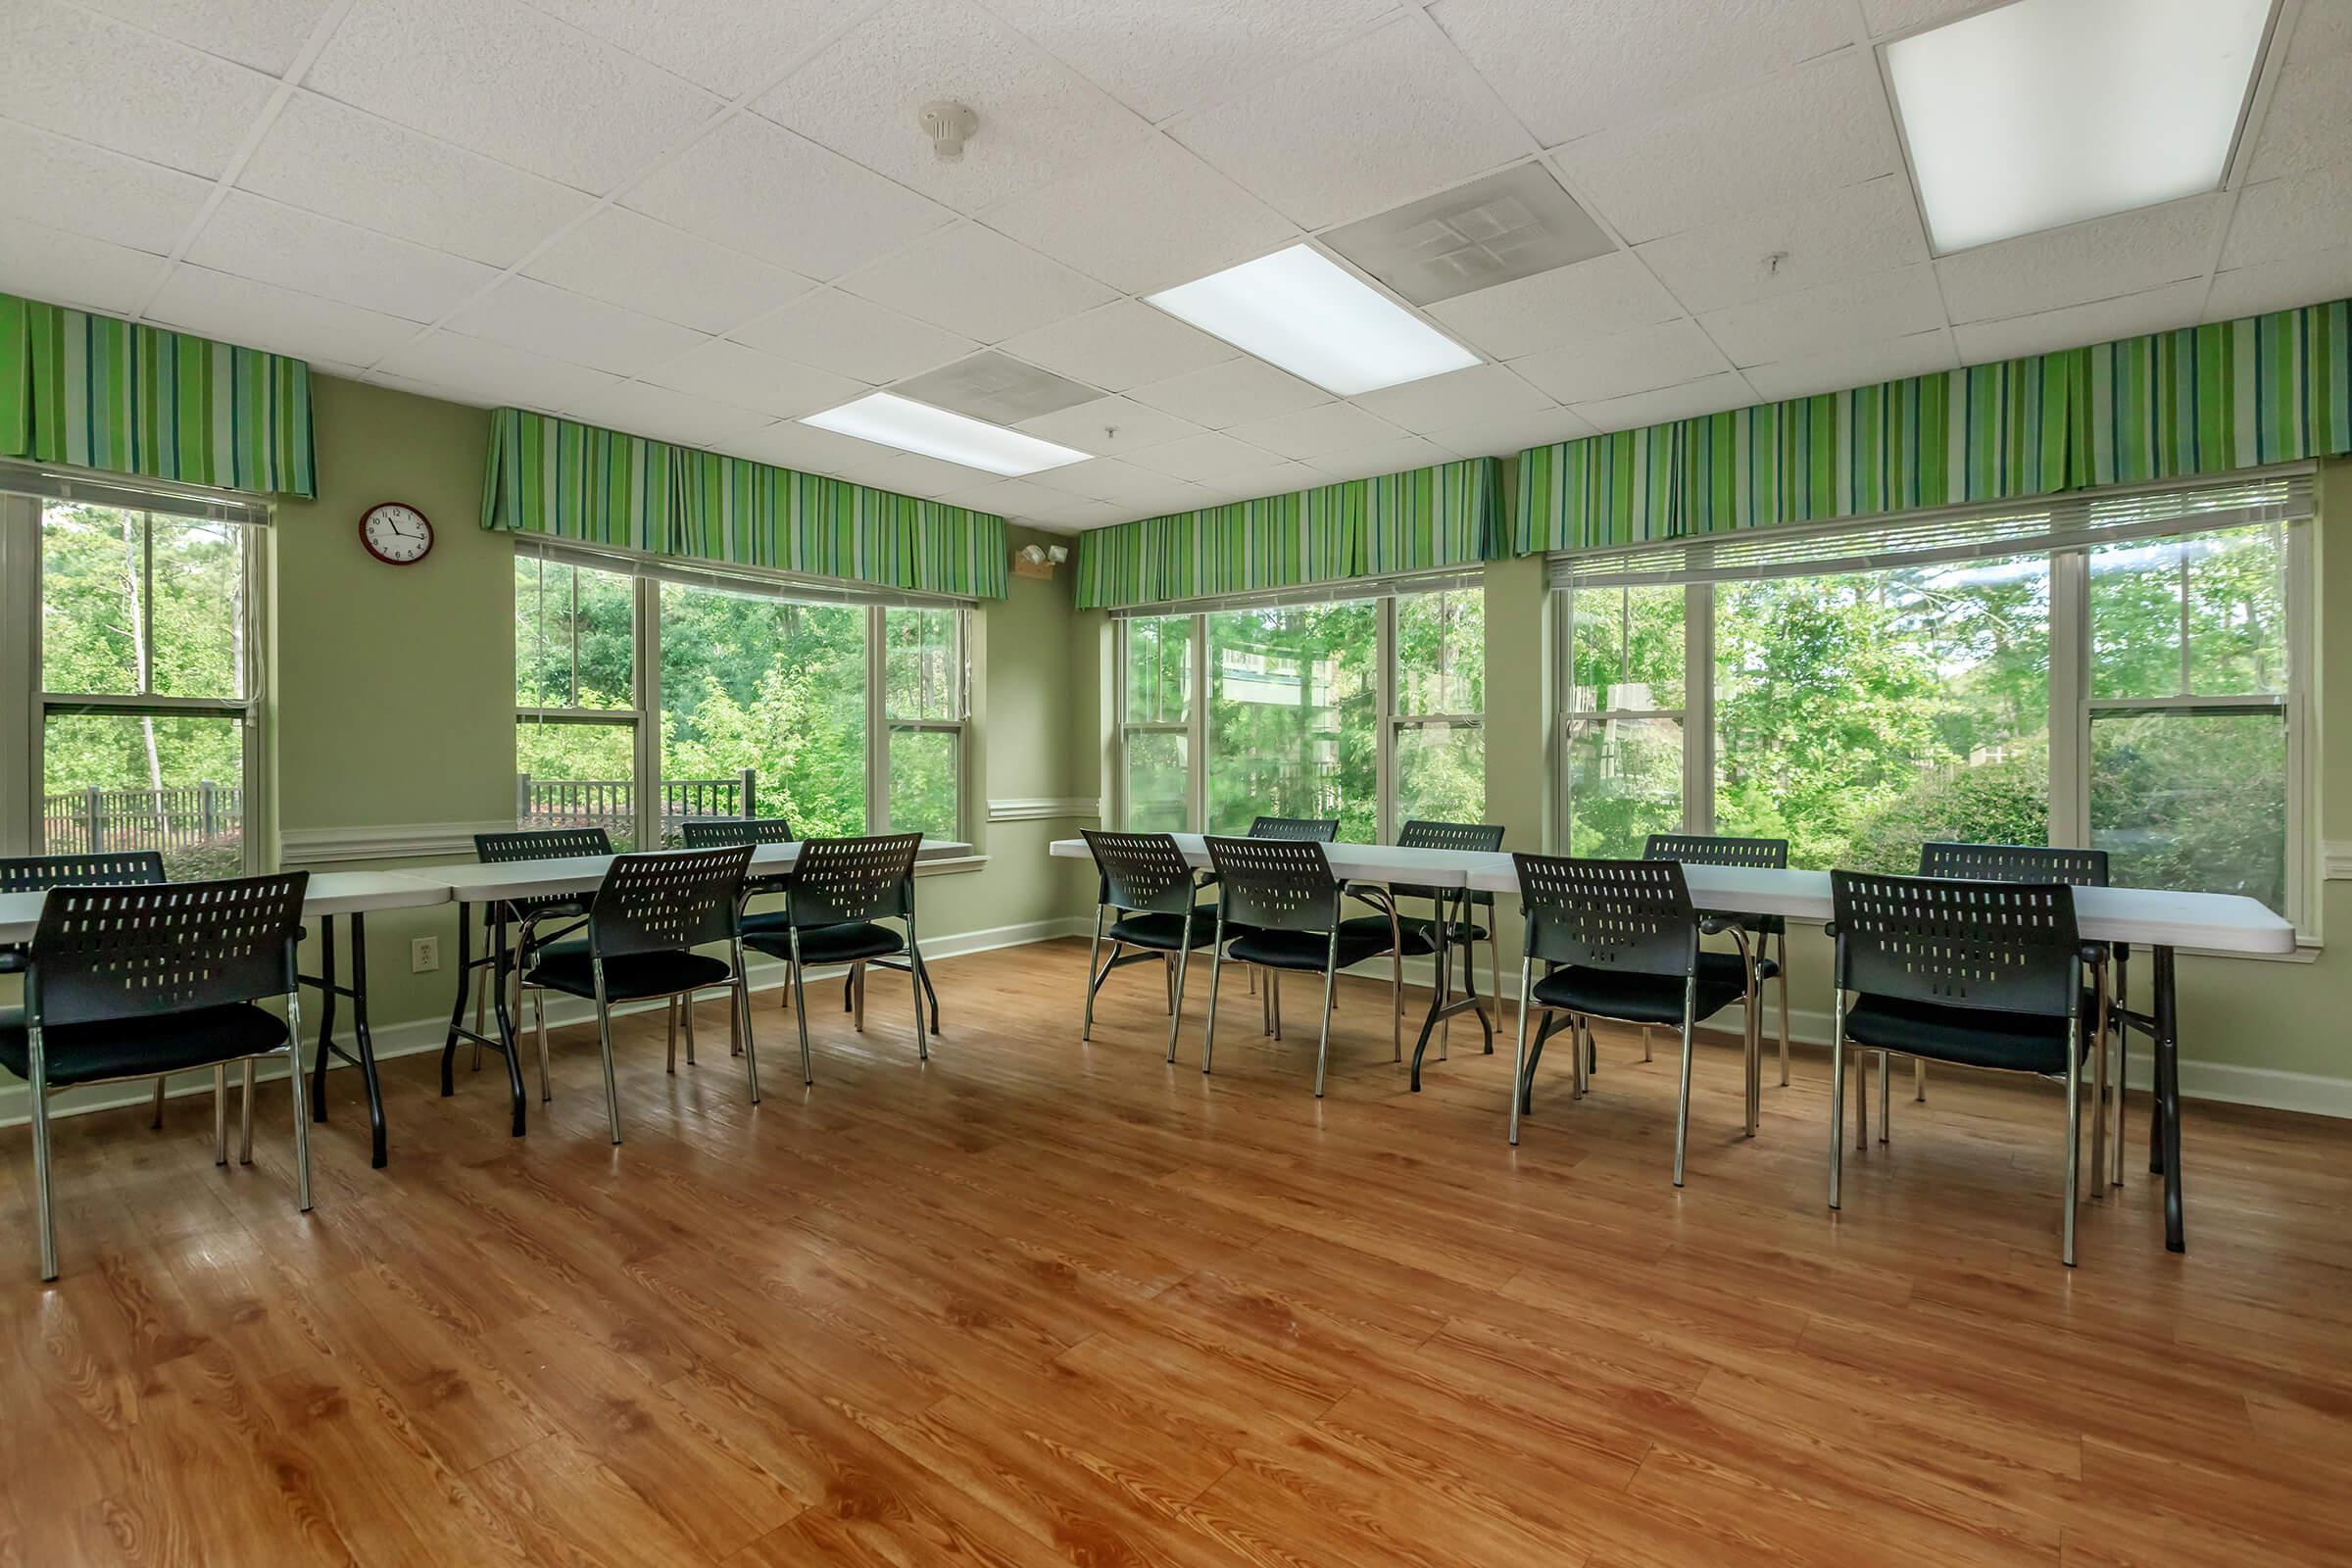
<box><xmin>1884</xmin><ymin>0</ymin><xmax>2275</xmax><ymax>255</ymax></box>
<box><xmin>1145</xmin><ymin>244</ymin><xmax>1479</xmax><ymax>396</ymax></box>
<box><xmin>802</xmin><ymin>391</ymin><xmax>1089</xmax><ymax>476</ymax></box>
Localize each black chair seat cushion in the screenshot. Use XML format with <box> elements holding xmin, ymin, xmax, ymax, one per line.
<box><xmin>745</xmin><ymin>921</ymin><xmax>906</xmax><ymax>966</ymax></box>
<box><xmin>1108</xmin><ymin>906</ymin><xmax>1220</xmax><ymax>951</ymax></box>
<box><xmin>0</xmin><ymin>1003</ymin><xmax>288</xmax><ymax>1087</ymax></box>
<box><xmin>1229</xmin><ymin>926</ymin><xmax>1395</xmax><ymax>972</ymax></box>
<box><xmin>1530</xmin><ymin>951</ymin><xmax>1750</xmax><ymax>1028</ymax></box>
<box><xmin>1843</xmin><ymin>994</ymin><xmax>2079</xmax><ymax>1075</ymax></box>
<box><xmin>526</xmin><ymin>949</ymin><xmax>732</xmax><ymax>1003</ymax></box>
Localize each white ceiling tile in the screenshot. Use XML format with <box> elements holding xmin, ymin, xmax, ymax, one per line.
<box><xmin>1221</xmin><ymin>401</ymin><xmax>1404</xmax><ymax>460</ymax></box>
<box><xmin>1124</xmin><ymin>431</ymin><xmax>1290</xmax><ymax>481</ymax></box>
<box><xmin>1636</xmin><ymin>174</ymin><xmax>1930</xmax><ymax>316</ymax></box>
<box><xmin>1202</xmin><ymin>461</ymin><xmax>1324</xmax><ymax>503</ymax></box>
<box><xmin>1349</xmin><ymin>362</ymin><xmax>1552</xmax><ymax>432</ymax></box>
<box><xmin>758</xmin><ymin>0</ymin><xmax>1150</xmax><ymax>214</ymax></box>
<box><xmin>734</xmin><ymin>416</ymin><xmax>903</xmax><ymax>478</ymax></box>
<box><xmin>624</xmin><ymin>115</ymin><xmax>954</xmax><ymax>279</ymax></box>
<box><xmin>0</xmin><ymin>121</ymin><xmax>213</xmax><ymax>255</ymax></box>
<box><xmin>1126</xmin><ymin>357</ymin><xmax>1330</xmax><ymax>427</ymax></box>
<box><xmin>239</xmin><ymin>92</ymin><xmax>596</xmax><ymax>267</ymax></box>
<box><xmin>979</xmin><ymin>134</ymin><xmax>1297</xmax><ymax>295</ymax></box>
<box><xmin>974</xmin><ymin>0</ymin><xmax>1397</xmax><ymax>122</ymax></box>
<box><xmin>933</xmin><ymin>476</ymin><xmax>1072</xmax><ymax>516</ymax></box>
<box><xmin>526</xmin><ymin>0</ymin><xmax>872</xmax><ymax>98</ymax></box>
<box><xmin>1013</xmin><ymin>395</ymin><xmax>1208</xmax><ymax>455</ymax></box>
<box><xmin>1423</xmin><ymin>251</ymin><xmax>1683</xmax><ymax>362</ymax></box>
<box><xmin>559</xmin><ymin>381</ymin><xmax>777</xmax><ymax>449</ymax></box>
<box><xmin>307</xmin><ymin>0</ymin><xmax>721</xmax><ymax>193</ymax></box>
<box><xmin>524</xmin><ymin>208</ymin><xmax>813</xmax><ymax>335</ymax></box>
<box><xmin>836</xmin><ymin>223</ymin><xmax>1115</xmax><ymax>343</ymax></box>
<box><xmin>1029</xmin><ymin>457</ymin><xmax>1208</xmax><ymax>509</ymax></box>
<box><xmin>839</xmin><ymin>446</ymin><xmax>997</xmax><ymax>497</ymax></box>
<box><xmin>186</xmin><ymin>191</ymin><xmax>501</xmax><ymax>323</ymax></box>
<box><xmin>0</xmin><ymin>0</ymin><xmax>277</xmax><ymax>178</ymax></box>
<box><xmin>2246</xmin><ymin>46</ymin><xmax>2352</xmax><ymax>183</ymax></box>
<box><xmin>2221</xmin><ymin>170</ymin><xmax>2352</xmax><ymax>270</ymax></box>
<box><xmin>1014</xmin><ymin>492</ymin><xmax>1135</xmax><ymax>528</ymax></box>
<box><xmin>998</xmin><ymin>301</ymin><xmax>1236</xmax><ymax>392</ymax></box>
<box><xmin>644</xmin><ymin>338</ymin><xmax>865</xmax><ymax>420</ymax></box>
<box><xmin>1170</xmin><ymin>14</ymin><xmax>1534</xmax><ymax>229</ymax></box>
<box><xmin>374</xmin><ymin>329</ymin><xmax>623</xmax><ymax>412</ymax></box>
<box><xmin>1858</xmin><ymin>0</ymin><xmax>1987</xmax><ymax>35</ymax></box>
<box><xmin>1950</xmin><ymin>283</ymin><xmax>2210</xmax><ymax>366</ymax></box>
<box><xmin>1304</xmin><ymin>434</ymin><xmax>1454</xmax><ymax>481</ymax></box>
<box><xmin>1420</xmin><ymin>405</ymin><xmax>1598</xmax><ymax>457</ymax></box>
<box><xmin>1510</xmin><ymin>318</ymin><xmax>1732</xmax><ymax>405</ymax></box>
<box><xmin>74</xmin><ymin>0</ymin><xmax>336</xmax><ymax>73</ymax></box>
<box><xmin>1936</xmin><ymin>195</ymin><xmax>2226</xmax><ymax>323</ymax></box>
<box><xmin>443</xmin><ymin>277</ymin><xmax>708</xmax><ymax>377</ymax></box>
<box><xmin>1739</xmin><ymin>328</ymin><xmax>1956</xmax><ymax>401</ymax></box>
<box><xmin>0</xmin><ymin>222</ymin><xmax>170</xmax><ymax>316</ymax></box>
<box><xmin>1571</xmin><ymin>370</ymin><xmax>1754</xmax><ymax>432</ymax></box>
<box><xmin>1555</xmin><ymin>52</ymin><xmax>1899</xmax><ymax>246</ymax></box>
<box><xmin>2205</xmin><ymin>247</ymin><xmax>2352</xmax><ymax>322</ymax></box>
<box><xmin>147</xmin><ymin>265</ymin><xmax>423</xmax><ymax>365</ymax></box>
<box><xmin>1431</xmin><ymin>0</ymin><xmax>1852</xmax><ymax>147</ymax></box>
<box><xmin>730</xmin><ymin>289</ymin><xmax>977</xmax><ymax>383</ymax></box>
<box><xmin>1698</xmin><ymin>265</ymin><xmax>1946</xmax><ymax>368</ymax></box>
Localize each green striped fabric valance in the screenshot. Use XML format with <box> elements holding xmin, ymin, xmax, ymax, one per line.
<box><xmin>1</xmin><ymin>291</ymin><xmax>317</xmax><ymax>498</ymax></box>
<box><xmin>1073</xmin><ymin>456</ymin><xmax>1501</xmax><ymax>611</ymax></box>
<box><xmin>1518</xmin><ymin>297</ymin><xmax>2350</xmax><ymax>553</ymax></box>
<box><xmin>481</xmin><ymin>410</ymin><xmax>1008</xmax><ymax>599</ymax></box>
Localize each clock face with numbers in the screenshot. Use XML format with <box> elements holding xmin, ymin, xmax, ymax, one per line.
<box><xmin>360</xmin><ymin>502</ymin><xmax>433</xmax><ymax>565</ymax></box>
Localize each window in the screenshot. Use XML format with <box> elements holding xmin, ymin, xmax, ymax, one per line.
<box><xmin>1552</xmin><ymin>472</ymin><xmax>2311</xmax><ymax>924</ymax></box>
<box><xmin>515</xmin><ymin>543</ymin><xmax>968</xmax><ymax>846</ymax></box>
<box><xmin>1112</xmin><ymin>580</ymin><xmax>1486</xmax><ymax>840</ymax></box>
<box><xmin>4</xmin><ymin>487</ymin><xmax>263</xmax><ymax>879</ymax></box>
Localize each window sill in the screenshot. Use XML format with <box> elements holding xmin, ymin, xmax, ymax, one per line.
<box><xmin>914</xmin><ymin>854</ymin><xmax>988</xmax><ymax>878</ymax></box>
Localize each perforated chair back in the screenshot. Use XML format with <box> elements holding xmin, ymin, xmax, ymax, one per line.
<box><xmin>1513</xmin><ymin>853</ymin><xmax>1699</xmax><ymax>980</ymax></box>
<box><xmin>1919</xmin><ymin>841</ymin><xmax>2108</xmax><ymax>887</ymax></box>
<box><xmin>476</xmin><ymin>828</ymin><xmax>612</xmax><ymax>862</ymax></box>
<box><xmin>586</xmin><ymin>846</ymin><xmax>752</xmax><ymax>959</ymax></box>
<box><xmin>1643</xmin><ymin>833</ymin><xmax>1789</xmax><ymax>870</ymax></box>
<box><xmin>1204</xmin><ymin>836</ymin><xmax>1341</xmax><ymax>934</ymax></box>
<box><xmin>0</xmin><ymin>852</ymin><xmax>168</xmax><ymax>892</ymax></box>
<box><xmin>1832</xmin><ymin>870</ymin><xmax>2080</xmax><ymax>1018</ymax></box>
<box><xmin>1248</xmin><ymin>816</ymin><xmax>1340</xmax><ymax>842</ymax></box>
<box><xmin>1396</xmin><ymin>819</ymin><xmax>1504</xmax><ymax>905</ymax></box>
<box><xmin>25</xmin><ymin>873</ymin><xmax>309</xmax><ymax>1028</ymax></box>
<box><xmin>681</xmin><ymin>817</ymin><xmax>796</xmax><ymax>848</ymax></box>
<box><xmin>1083</xmin><ymin>831</ymin><xmax>1198</xmax><ymax>915</ymax></box>
<box><xmin>786</xmin><ymin>834</ymin><xmax>923</xmax><ymax>928</ymax></box>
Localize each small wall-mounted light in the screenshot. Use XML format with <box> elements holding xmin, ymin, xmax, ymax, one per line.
<box><xmin>1012</xmin><ymin>541</ymin><xmax>1064</xmax><ymax>580</ymax></box>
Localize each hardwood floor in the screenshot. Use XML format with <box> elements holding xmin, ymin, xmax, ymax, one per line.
<box><xmin>4</xmin><ymin>939</ymin><xmax>2350</xmax><ymax>1565</ymax></box>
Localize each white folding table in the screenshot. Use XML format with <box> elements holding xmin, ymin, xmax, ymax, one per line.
<box><xmin>1</xmin><ymin>871</ymin><xmax>452</xmax><ymax>1170</ymax></box>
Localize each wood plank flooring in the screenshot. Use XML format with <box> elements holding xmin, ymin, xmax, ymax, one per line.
<box><xmin>3</xmin><ymin>939</ymin><xmax>2350</xmax><ymax>1565</ymax></box>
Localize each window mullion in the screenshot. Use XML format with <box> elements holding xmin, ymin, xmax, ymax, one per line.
<box><xmin>1376</xmin><ymin>595</ymin><xmax>1396</xmax><ymax>841</ymax></box>
<box><xmin>2049</xmin><ymin>548</ymin><xmax>2086</xmax><ymax>848</ymax></box>
<box><xmin>1188</xmin><ymin>613</ymin><xmax>1206</xmax><ymax>833</ymax></box>
<box><xmin>1687</xmin><ymin>580</ymin><xmax>1714</xmax><ymax>836</ymax></box>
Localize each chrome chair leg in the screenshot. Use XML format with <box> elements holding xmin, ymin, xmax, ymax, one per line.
<box><xmin>1777</xmin><ymin>934</ymin><xmax>1791</xmax><ymax>1088</ymax></box>
<box><xmin>1081</xmin><ymin>905</ymin><xmax>1105</xmax><ymax>1041</ymax></box>
<box><xmin>665</xmin><ymin>996</ymin><xmax>678</xmax><ymax>1074</ymax></box>
<box><xmin>2063</xmin><ymin>1015</ymin><xmax>2082</xmax><ymax>1266</ymax></box>
<box><xmin>734</xmin><ymin>941</ymin><xmax>760</xmax><ymax>1104</ymax></box>
<box><xmin>1166</xmin><ymin>938</ymin><xmax>1191</xmax><ymax>1065</ymax></box>
<box><xmin>788</xmin><ymin>929</ymin><xmax>814</xmax><ymax>1087</ymax></box>
<box><xmin>1914</xmin><ymin>1056</ymin><xmax>1927</xmax><ymax>1102</ymax></box>
<box><xmin>591</xmin><ymin>958</ymin><xmax>621</xmax><ymax>1145</ymax></box>
<box><xmin>1508</xmin><ymin>958</ymin><xmax>1533</xmax><ymax>1145</ymax></box>
<box><xmin>214</xmin><ymin>1063</ymin><xmax>228</xmax><ymax>1166</ymax></box>
<box><xmin>28</xmin><ymin>1026</ymin><xmax>57</xmax><ymax>1280</ymax></box>
<box><xmin>2089</xmin><ymin>961</ymin><xmax>2109</xmax><ymax>1194</ymax></box>
<box><xmin>1879</xmin><ymin>1051</ymin><xmax>1891</xmax><ymax>1145</ymax></box>
<box><xmin>1672</xmin><ymin>976</ymin><xmax>1698</xmax><ymax>1188</ymax></box>
<box><xmin>1270</xmin><ymin>970</ymin><xmax>1283</xmax><ymax>1041</ymax></box>
<box><xmin>286</xmin><ymin>994</ymin><xmax>315</xmax><ymax>1213</ymax></box>
<box><xmin>1829</xmin><ymin>992</ymin><xmax>1847</xmax><ymax>1211</ymax></box>
<box><xmin>1390</xmin><ymin>945</ymin><xmax>1402</xmax><ymax>1064</ymax></box>
<box><xmin>906</xmin><ymin>913</ymin><xmax>927</xmax><ymax>1062</ymax></box>
<box><xmin>1855</xmin><ymin>1040</ymin><xmax>1870</xmax><ymax>1151</ymax></box>
<box><xmin>240</xmin><ymin>1057</ymin><xmax>257</xmax><ymax>1165</ymax></box>
<box><xmin>1201</xmin><ymin>916</ymin><xmax>1227</xmax><ymax>1074</ymax></box>
<box><xmin>1312</xmin><ymin>931</ymin><xmax>1340</xmax><ymax>1099</ymax></box>
<box><xmin>851</xmin><ymin>963</ymin><xmax>866</xmax><ymax>1032</ymax></box>
<box><xmin>534</xmin><ymin>989</ymin><xmax>551</xmax><ymax>1103</ymax></box>
<box><xmin>150</xmin><ymin>1075</ymin><xmax>167</xmax><ymax>1129</ymax></box>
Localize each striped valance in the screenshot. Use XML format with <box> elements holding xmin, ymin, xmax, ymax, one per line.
<box><xmin>1073</xmin><ymin>456</ymin><xmax>1500</xmax><ymax>611</ymax></box>
<box><xmin>1</xmin><ymin>291</ymin><xmax>316</xmax><ymax>499</ymax></box>
<box><xmin>481</xmin><ymin>410</ymin><xmax>1008</xmax><ymax>599</ymax></box>
<box><xmin>1518</xmin><ymin>297</ymin><xmax>2349</xmax><ymax>553</ymax></box>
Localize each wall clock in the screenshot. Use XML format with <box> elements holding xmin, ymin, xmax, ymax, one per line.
<box><xmin>360</xmin><ymin>501</ymin><xmax>433</xmax><ymax>565</ymax></box>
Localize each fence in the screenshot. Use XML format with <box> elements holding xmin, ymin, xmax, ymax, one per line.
<box><xmin>41</xmin><ymin>782</ymin><xmax>245</xmax><ymax>876</ymax></box>
<box><xmin>517</xmin><ymin>769</ymin><xmax>759</xmax><ymax>842</ymax></box>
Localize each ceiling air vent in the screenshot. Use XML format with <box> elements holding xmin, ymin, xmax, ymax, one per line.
<box><xmin>1321</xmin><ymin>163</ymin><xmax>1615</xmax><ymax>307</ymax></box>
<box><xmin>893</xmin><ymin>350</ymin><xmax>1102</xmax><ymax>426</ymax></box>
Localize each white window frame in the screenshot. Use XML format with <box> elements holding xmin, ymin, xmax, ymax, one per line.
<box><xmin>3</xmin><ymin>469</ymin><xmax>270</xmax><ymax>872</ymax></box>
<box><xmin>1547</xmin><ymin>467</ymin><xmax>2317</xmax><ymax>937</ymax></box>
<box><xmin>516</xmin><ymin>539</ymin><xmax>972</xmax><ymax>846</ymax></box>
<box><xmin>1109</xmin><ymin>571</ymin><xmax>1487</xmax><ymax>837</ymax></box>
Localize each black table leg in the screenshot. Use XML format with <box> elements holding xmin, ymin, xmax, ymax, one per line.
<box><xmin>349</xmin><ymin>912</ymin><xmax>387</xmax><ymax>1167</ymax></box>
<box><xmin>2153</xmin><ymin>944</ymin><xmax>2183</xmax><ymax>1251</ymax></box>
<box><xmin>312</xmin><ymin>912</ymin><xmax>338</xmax><ymax>1123</ymax></box>
<box><xmin>490</xmin><ymin>912</ymin><xmax>526</xmax><ymax>1137</ymax></box>
<box><xmin>299</xmin><ymin>912</ymin><xmax>392</xmax><ymax>1168</ymax></box>
<box><xmin>441</xmin><ymin>902</ymin><xmax>469</xmax><ymax>1097</ymax></box>
<box><xmin>1408</xmin><ymin>908</ymin><xmax>1449</xmax><ymax>1092</ymax></box>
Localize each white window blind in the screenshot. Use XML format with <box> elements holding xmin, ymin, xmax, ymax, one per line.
<box><xmin>515</xmin><ymin>535</ymin><xmax>974</xmax><ymax>611</ymax></box>
<box><xmin>1107</xmin><ymin>566</ymin><xmax>1481</xmax><ymax>618</ymax></box>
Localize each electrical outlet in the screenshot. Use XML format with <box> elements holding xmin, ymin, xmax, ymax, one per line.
<box><xmin>411</xmin><ymin>936</ymin><xmax>440</xmax><ymax>973</ymax></box>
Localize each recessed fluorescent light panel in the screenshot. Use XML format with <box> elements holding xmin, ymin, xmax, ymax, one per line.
<box><xmin>1321</xmin><ymin>164</ymin><xmax>1615</xmax><ymax>307</ymax></box>
<box><xmin>1146</xmin><ymin>244</ymin><xmax>1479</xmax><ymax>396</ymax></box>
<box><xmin>800</xmin><ymin>391</ymin><xmax>1090</xmax><ymax>476</ymax></box>
<box><xmin>1885</xmin><ymin>0</ymin><xmax>2275</xmax><ymax>255</ymax></box>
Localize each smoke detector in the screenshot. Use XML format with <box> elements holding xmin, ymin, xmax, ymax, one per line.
<box><xmin>920</xmin><ymin>100</ymin><xmax>978</xmax><ymax>162</ymax></box>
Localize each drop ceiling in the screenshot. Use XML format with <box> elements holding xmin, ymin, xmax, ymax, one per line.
<box><xmin>4</xmin><ymin>0</ymin><xmax>2346</xmax><ymax>533</ymax></box>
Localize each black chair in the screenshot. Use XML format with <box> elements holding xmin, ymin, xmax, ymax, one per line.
<box><xmin>744</xmin><ymin>833</ymin><xmax>927</xmax><ymax>1087</ymax></box>
<box><xmin>523</xmin><ymin>845</ymin><xmax>757</xmax><ymax>1145</ymax></box>
<box><xmin>1200</xmin><ymin>836</ymin><xmax>1393</xmax><ymax>1097</ymax></box>
<box><xmin>3</xmin><ymin>873</ymin><xmax>313</xmax><ymax>1279</ymax></box>
<box><xmin>1</xmin><ymin>853</ymin><xmax>179</xmax><ymax>1129</ymax></box>
<box><xmin>1079</xmin><ymin>831</ymin><xmax>1224</xmax><ymax>1061</ymax></box>
<box><xmin>1507</xmin><ymin>854</ymin><xmax>1755</xmax><ymax>1186</ymax></box>
<box><xmin>1248</xmin><ymin>815</ymin><xmax>1340</xmax><ymax>842</ymax></box>
<box><xmin>469</xmin><ymin>828</ymin><xmax>611</xmax><ymax>1088</ymax></box>
<box><xmin>1338</xmin><ymin>819</ymin><xmax>1505</xmax><ymax>1060</ymax></box>
<box><xmin>681</xmin><ymin>815</ymin><xmax>796</xmax><ymax>927</ymax></box>
<box><xmin>1829</xmin><ymin>870</ymin><xmax>2089</xmax><ymax>1265</ymax></box>
<box><xmin>1644</xmin><ymin>834</ymin><xmax>1790</xmax><ymax>1092</ymax></box>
